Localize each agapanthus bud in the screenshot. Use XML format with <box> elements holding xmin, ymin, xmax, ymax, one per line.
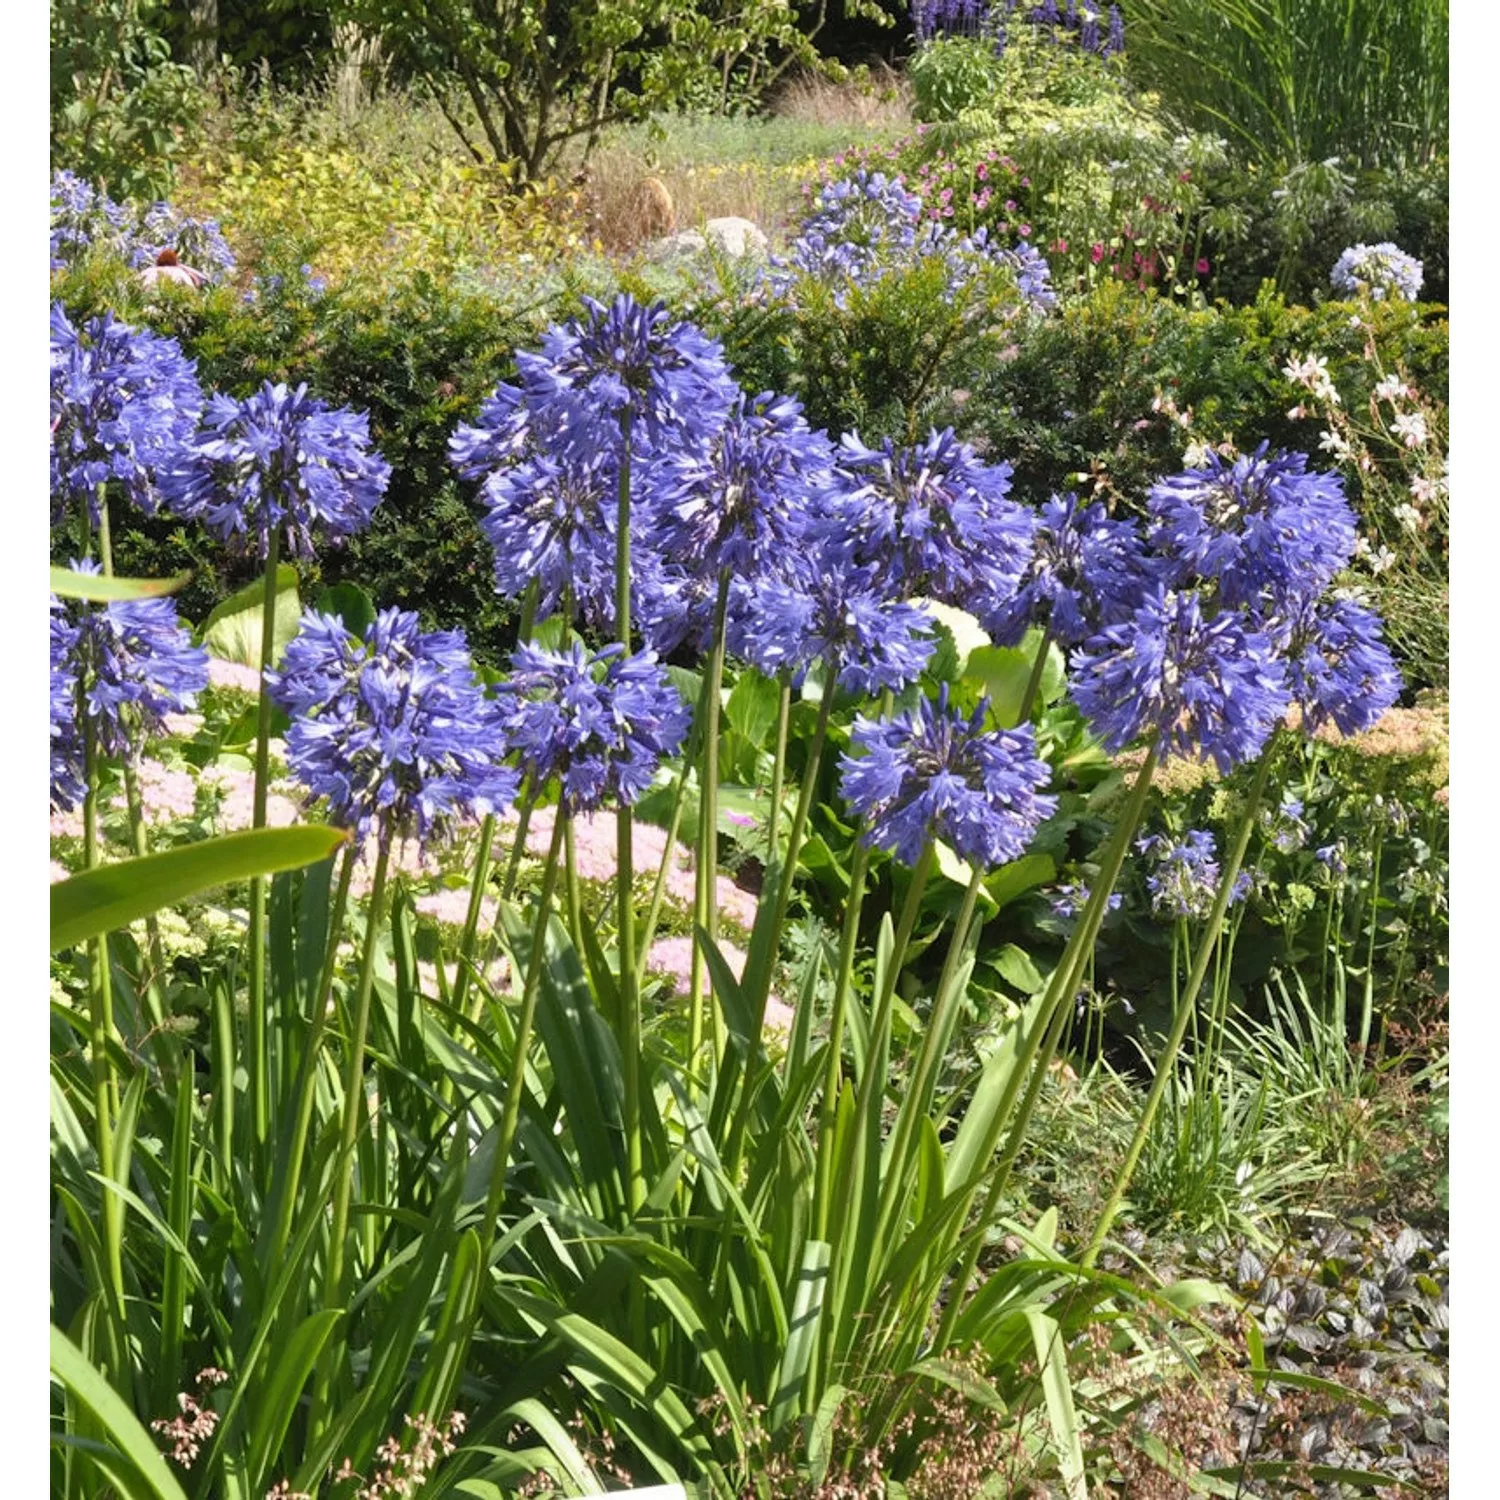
<box><xmin>162</xmin><ymin>381</ymin><xmax>390</xmax><ymax>559</ymax></box>
<box><xmin>839</xmin><ymin>686</ymin><xmax>1057</xmax><ymax>869</ymax></box>
<box><xmin>50</xmin><ymin>304</ymin><xmax>203</xmax><ymax>524</ymax></box>
<box><xmin>496</xmin><ymin>642</ymin><xmax>691</xmax><ymax>816</ymax></box>
<box><xmin>268</xmin><ymin>609</ymin><xmax>517</xmax><ymax>848</ymax></box>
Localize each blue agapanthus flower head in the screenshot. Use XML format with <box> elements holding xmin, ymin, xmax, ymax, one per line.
<box><xmin>938</xmin><ymin>227</ymin><xmax>1059</xmax><ymax>310</ymax></box>
<box><xmin>517</xmin><ymin>294</ymin><xmax>738</xmax><ymax>458</ymax></box>
<box><xmin>1283</xmin><ymin>593</ymin><xmax>1402</xmax><ymax>738</ymax></box>
<box><xmin>730</xmin><ymin>544</ymin><xmax>938</xmax><ymax>696</ymax></box>
<box><xmin>162</xmin><ymin>381</ymin><xmax>391</xmax><ymax>559</ymax></box>
<box><xmin>642</xmin><ymin>390</ymin><xmax>834</xmax><ymax>579</ymax></box>
<box><xmin>268</xmin><ymin>608</ymin><xmax>517</xmax><ymax>847</ymax></box>
<box><xmin>50</xmin><ymin>598</ymin><xmax>87</xmax><ymax>812</ymax></box>
<box><xmin>1137</xmin><ymin>828</ymin><xmax>1251</xmax><ymax>920</ymax></box>
<box><xmin>1330</xmin><ymin>242</ymin><xmax>1423</xmax><ymax>302</ymax></box>
<box><xmin>984</xmin><ymin>492</ymin><xmax>1156</xmax><ymax>647</ymax></box>
<box><xmin>826</xmin><ymin>428</ymin><xmax>1034</xmax><ymax>610</ymax></box>
<box><xmin>50</xmin><ymin>170</ymin><xmax>131</xmax><ymax>271</ymax></box>
<box><xmin>128</xmin><ymin>201</ymin><xmax>237</xmax><ymax>282</ymax></box>
<box><xmin>1070</xmin><ymin>587</ymin><xmax>1290</xmax><ymax>774</ymax></box>
<box><xmin>840</xmin><ymin>686</ymin><xmax>1056</xmax><ymax>869</ymax></box>
<box><xmin>50</xmin><ymin>304</ymin><xmax>204</xmax><ymax>525</ymax></box>
<box><xmin>55</xmin><ymin>561</ymin><xmax>209</xmax><ymax>763</ymax></box>
<box><xmin>497</xmin><ymin>641</ymin><xmax>691</xmax><ymax>816</ymax></box>
<box><xmin>774</xmin><ymin>170</ymin><xmax>924</xmax><ymax>293</ymax></box>
<box><xmin>1147</xmin><ymin>446</ymin><xmax>1357</xmax><ymax>611</ymax></box>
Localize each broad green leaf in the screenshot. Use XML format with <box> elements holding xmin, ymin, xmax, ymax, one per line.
<box><xmin>964</xmin><ymin>633</ymin><xmax>1066</xmax><ymax>727</ymax></box>
<box><xmin>52</xmin><ymin>826</ymin><xmax>348</xmax><ymax>951</ymax></box>
<box><xmin>50</xmin><ymin>1325</ymin><xmax>191</xmax><ymax>1500</ymax></box>
<box><xmin>199</xmin><ymin>564</ymin><xmax>301</xmax><ymax>666</ymax></box>
<box><xmin>50</xmin><ymin>567</ymin><xmax>190</xmax><ymax>601</ymax></box>
<box><xmin>311</xmin><ymin>580</ymin><xmax>376</xmax><ymax>639</ymax></box>
<box><xmin>725</xmin><ymin>667</ymin><xmax>782</xmax><ymax>749</ymax></box>
<box><xmin>983</xmin><ymin>852</ymin><xmax>1056</xmax><ymax>911</ymax></box>
<box><xmin>769</xmin><ymin>1239</ymin><xmax>831</xmax><ymax>1433</ymax></box>
<box><xmin>1025</xmin><ymin>1309</ymin><xmax>1087</xmax><ymax>1500</ymax></box>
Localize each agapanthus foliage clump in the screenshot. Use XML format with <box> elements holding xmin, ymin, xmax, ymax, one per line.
<box><xmin>268</xmin><ymin>609</ymin><xmax>517</xmax><ymax>847</ymax></box>
<box><xmin>1330</xmin><ymin>242</ymin><xmax>1424</xmax><ymax>302</ymax></box>
<box><xmin>827</xmin><ymin>428</ymin><xmax>1035</xmax><ymax>611</ymax></box>
<box><xmin>986</xmin><ymin>492</ymin><xmax>1152</xmax><ymax>647</ymax></box>
<box><xmin>53</xmin><ymin>564</ymin><xmax>209</xmax><ymax>766</ymax></box>
<box><xmin>1148</xmin><ymin>446</ymin><xmax>1356</xmax><ymax>611</ymax></box>
<box><xmin>50</xmin><ymin>304</ymin><xmax>203</xmax><ymax>525</ymax></box>
<box><xmin>163</xmin><ymin>381</ymin><xmax>391</xmax><ymax>559</ymax></box>
<box><xmin>731</xmin><ymin>547</ymin><xmax>939</xmax><ymax>695</ymax></box>
<box><xmin>840</xmin><ymin>688</ymin><xmax>1057</xmax><ymax>868</ymax></box>
<box><xmin>496</xmin><ymin>642</ymin><xmax>691</xmax><ymax>816</ymax></box>
<box><xmin>1137</xmin><ymin>829</ymin><xmax>1250</xmax><ymax>920</ymax></box>
<box><xmin>1070</xmin><ymin>587</ymin><xmax>1290</xmax><ymax>774</ymax></box>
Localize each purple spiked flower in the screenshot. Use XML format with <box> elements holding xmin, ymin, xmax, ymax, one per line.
<box><xmin>1282</xmin><ymin>593</ymin><xmax>1402</xmax><ymax>737</ymax></box>
<box><xmin>1137</xmin><ymin>829</ymin><xmax>1251</xmax><ymax>920</ymax></box>
<box><xmin>496</xmin><ymin>642</ymin><xmax>691</xmax><ymax>816</ymax></box>
<box><xmin>984</xmin><ymin>492</ymin><xmax>1156</xmax><ymax>647</ymax></box>
<box><xmin>50</xmin><ymin>304</ymin><xmax>204</xmax><ymax>524</ymax></box>
<box><xmin>162</xmin><ymin>381</ymin><xmax>390</xmax><ymax>559</ymax></box>
<box><xmin>50</xmin><ymin>598</ymin><xmax>86</xmax><ymax>811</ymax></box>
<box><xmin>517</xmin><ymin>294</ymin><xmax>738</xmax><ymax>459</ymax></box>
<box><xmin>1070</xmin><ymin>587</ymin><xmax>1290</xmax><ymax>774</ymax></box>
<box><xmin>840</xmin><ymin>686</ymin><xmax>1056</xmax><ymax>868</ymax></box>
<box><xmin>643</xmin><ymin>390</ymin><xmax>833</xmax><ymax>578</ymax></box>
<box><xmin>730</xmin><ymin>542</ymin><xmax>938</xmax><ymax>696</ymax></box>
<box><xmin>267</xmin><ymin>609</ymin><xmax>517</xmax><ymax>847</ymax></box>
<box><xmin>1147</xmin><ymin>446</ymin><xmax>1357</xmax><ymax>612</ymax></box>
<box><xmin>828</xmin><ymin>428</ymin><xmax>1035</xmax><ymax>609</ymax></box>
<box><xmin>55</xmin><ymin>562</ymin><xmax>209</xmax><ymax>764</ymax></box>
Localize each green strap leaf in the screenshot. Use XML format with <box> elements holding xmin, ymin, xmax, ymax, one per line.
<box><xmin>50</xmin><ymin>1325</ymin><xmax>192</xmax><ymax>1500</ymax></box>
<box><xmin>51</xmin><ymin>826</ymin><xmax>348</xmax><ymax>952</ymax></box>
<box><xmin>50</xmin><ymin>567</ymin><xmax>191</xmax><ymax>601</ymax></box>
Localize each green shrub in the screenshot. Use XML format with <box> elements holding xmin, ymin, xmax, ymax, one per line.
<box><xmin>908</xmin><ymin>35</ymin><xmax>1009</xmax><ymax>122</ymax></box>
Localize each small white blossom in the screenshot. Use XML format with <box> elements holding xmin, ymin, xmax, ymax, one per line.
<box><xmin>1182</xmin><ymin>440</ymin><xmax>1213</xmax><ymax>468</ymax></box>
<box><xmin>1410</xmin><ymin>474</ymin><xmax>1443</xmax><ymax>504</ymax></box>
<box><xmin>1318</xmin><ymin>429</ymin><xmax>1352</xmax><ymax>460</ymax></box>
<box><xmin>1394</xmin><ymin>502</ymin><xmax>1423</xmax><ymax>531</ymax></box>
<box><xmin>1392</xmin><ymin>411</ymin><xmax>1428</xmax><ymax>448</ymax></box>
<box><xmin>1373</xmin><ymin>374</ymin><xmax>1411</xmax><ymax>402</ymax></box>
<box><xmin>1370</xmin><ymin>544</ymin><xmax>1397</xmax><ymax>574</ymax></box>
<box><xmin>1283</xmin><ymin>353</ymin><xmax>1340</xmax><ymax>403</ymax></box>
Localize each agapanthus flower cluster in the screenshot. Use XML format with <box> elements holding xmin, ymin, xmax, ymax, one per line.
<box><xmin>1137</xmin><ymin>829</ymin><xmax>1250</xmax><ymax>920</ymax></box>
<box><xmin>50</xmin><ymin>170</ymin><xmax>131</xmax><ymax>270</ymax></box>
<box><xmin>51</xmin><ymin>304</ymin><xmax>203</xmax><ymax>524</ymax></box>
<box><xmin>53</xmin><ymin>564</ymin><xmax>209</xmax><ymax>766</ymax></box>
<box><xmin>913</xmin><ymin>0</ymin><xmax>1124</xmax><ymax>55</ymax></box>
<box><xmin>912</xmin><ymin>0</ymin><xmax>991</xmax><ymax>41</ymax></box>
<box><xmin>496</xmin><ymin>642</ymin><xmax>691</xmax><ymax>816</ymax></box>
<box><xmin>517</xmin><ymin>294</ymin><xmax>738</xmax><ymax>457</ymax></box>
<box><xmin>730</xmin><ymin>545</ymin><xmax>938</xmax><ymax>695</ymax></box>
<box><xmin>827</xmin><ymin>428</ymin><xmax>1034</xmax><ymax>610</ymax></box>
<box><xmin>162</xmin><ymin>381</ymin><xmax>391</xmax><ymax>558</ymax></box>
<box><xmin>1050</xmin><ymin>884</ymin><xmax>1123</xmax><ymax>923</ymax></box>
<box><xmin>1264</xmin><ymin>794</ymin><xmax>1310</xmax><ymax>854</ymax></box>
<box><xmin>1281</xmin><ymin>592</ymin><xmax>1401</xmax><ymax>737</ymax></box>
<box><xmin>128</xmin><ymin>202</ymin><xmax>237</xmax><ymax>282</ymax></box>
<box><xmin>50</xmin><ymin>599</ymin><xmax>86</xmax><ymax>811</ymax></box>
<box><xmin>1330</xmin><ymin>242</ymin><xmax>1423</xmax><ymax>303</ymax></box>
<box><xmin>1069</xmin><ymin>587</ymin><xmax>1290</xmax><ymax>774</ymax></box>
<box><xmin>769</xmin><ymin>170</ymin><xmax>1056</xmax><ymax>311</ymax></box>
<box><xmin>1147</xmin><ymin>445</ymin><xmax>1356</xmax><ymax>612</ymax></box>
<box><xmin>643</xmin><ymin>390</ymin><xmax>834</xmax><ymax>578</ymax></box>
<box><xmin>840</xmin><ymin>687</ymin><xmax>1056</xmax><ymax>869</ymax></box>
<box><xmin>985</xmin><ymin>492</ymin><xmax>1152</xmax><ymax>647</ymax></box>
<box><xmin>268</xmin><ymin>609</ymin><xmax>517</xmax><ymax>846</ymax></box>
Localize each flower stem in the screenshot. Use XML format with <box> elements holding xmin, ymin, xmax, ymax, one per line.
<box><xmin>264</xmin><ymin>842</ymin><xmax>354</xmax><ymax>1270</ymax></box>
<box><xmin>768</xmin><ymin>674</ymin><xmax>792</xmax><ymax>851</ymax></box>
<box><xmin>248</xmin><ymin>526</ymin><xmax>284</xmax><ymax>1158</ymax></box>
<box><xmin>1016</xmin><ymin>622</ymin><xmax>1055</xmax><ymax>726</ymax></box>
<box><xmin>480</xmin><ymin>813</ymin><xmax>566</xmax><ymax>1252</ymax></box>
<box><xmin>324</xmin><ymin>834</ymin><xmax>392</xmax><ymax>1307</ymax></box>
<box><xmin>450</xmin><ymin>814</ymin><xmax>497</xmax><ymax>1020</ymax></box>
<box><xmin>933</xmin><ymin>742</ymin><xmax>1159</xmax><ymax>1352</ymax></box>
<box><xmin>689</xmin><ymin>571</ymin><xmax>731</xmax><ymax>1073</ymax></box>
<box><xmin>1083</xmin><ymin>740</ymin><xmax>1278</xmax><ymax>1268</ymax></box>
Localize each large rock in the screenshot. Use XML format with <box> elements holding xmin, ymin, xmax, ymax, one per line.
<box><xmin>646</xmin><ymin>217</ymin><xmax>768</xmax><ymax>264</ymax></box>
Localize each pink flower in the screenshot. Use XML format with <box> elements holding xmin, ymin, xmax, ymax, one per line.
<box><xmin>1051</xmin><ymin>238</ymin><xmax>1068</xmax><ymax>254</ymax></box>
<box><xmin>1090</xmin><ymin>243</ymin><xmax>1105</xmax><ymax>264</ymax></box>
<box><xmin>207</xmin><ymin>657</ymin><xmax>263</xmax><ymax>695</ymax></box>
<box><xmin>1196</xmin><ymin>257</ymin><xmax>1211</xmax><ymax>275</ymax></box>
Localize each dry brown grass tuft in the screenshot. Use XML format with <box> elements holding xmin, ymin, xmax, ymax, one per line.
<box><xmin>767</xmin><ymin>64</ymin><xmax>913</xmax><ymax>129</ymax></box>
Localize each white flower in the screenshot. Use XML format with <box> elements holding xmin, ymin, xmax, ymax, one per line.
<box><xmin>1394</xmin><ymin>502</ymin><xmax>1423</xmax><ymax>531</ymax></box>
<box><xmin>1183</xmin><ymin>440</ymin><xmax>1213</xmax><ymax>468</ymax></box>
<box><xmin>1410</xmin><ymin>474</ymin><xmax>1443</xmax><ymax>504</ymax></box>
<box><xmin>1282</xmin><ymin>353</ymin><xmax>1339</xmax><ymax>403</ymax></box>
<box><xmin>1352</xmin><ymin>535</ymin><xmax>1372</xmax><ymax>558</ymax></box>
<box><xmin>1392</xmin><ymin>412</ymin><xmax>1428</xmax><ymax>448</ymax></box>
<box><xmin>1318</xmin><ymin>429</ymin><xmax>1352</xmax><ymax>459</ymax></box>
<box><xmin>1373</xmin><ymin>374</ymin><xmax>1411</xmax><ymax>403</ymax></box>
<box><xmin>1370</xmin><ymin>545</ymin><xmax>1397</xmax><ymax>574</ymax></box>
